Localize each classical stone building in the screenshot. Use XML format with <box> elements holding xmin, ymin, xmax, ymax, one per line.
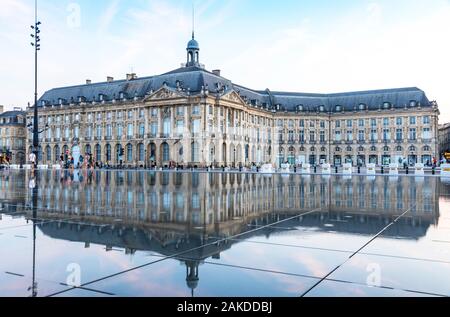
<box><xmin>26</xmin><ymin>34</ymin><xmax>440</xmax><ymax>168</ymax></box>
<box><xmin>439</xmin><ymin>123</ymin><xmax>450</xmax><ymax>157</ymax></box>
<box><xmin>0</xmin><ymin>108</ymin><xmax>27</xmax><ymax>165</ymax></box>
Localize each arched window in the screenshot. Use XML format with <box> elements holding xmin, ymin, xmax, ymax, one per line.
<box><xmin>396</xmin><ymin>146</ymin><xmax>403</xmax><ymax>152</ymax></box>
<box><xmin>359</xmin><ymin>103</ymin><xmax>366</xmax><ymax>111</ymax></box>
<box><xmin>138</xmin><ymin>143</ymin><xmax>144</xmax><ymax>161</ymax></box>
<box><xmin>370</xmin><ymin>146</ymin><xmax>377</xmax><ymax>152</ymax></box>
<box><xmin>409</xmin><ymin>146</ymin><xmax>416</xmax><ymax>152</ymax></box>
<box><xmin>335</xmin><ymin>147</ymin><xmax>341</xmax><ymax>152</ymax></box>
<box><xmin>85</xmin><ymin>144</ymin><xmax>92</xmax><ymax>155</ymax></box>
<box><xmin>106</xmin><ymin>144</ymin><xmax>112</xmax><ymax>162</ymax></box>
<box><xmin>191</xmin><ymin>142</ymin><xmax>199</xmax><ymax>162</ymax></box>
<box><xmin>162</xmin><ymin>143</ymin><xmax>170</xmax><ymax>162</ymax></box>
<box><xmin>300</xmin><ymin>146</ymin><xmax>305</xmax><ymax>152</ymax></box>
<box><xmin>46</xmin><ymin>145</ymin><xmax>51</xmax><ymax>161</ymax></box>
<box><xmin>423</xmin><ymin>146</ymin><xmax>431</xmax><ymax>152</ymax></box>
<box><xmin>346</xmin><ymin>146</ymin><xmax>352</xmax><ymax>152</ymax></box>
<box><xmin>311</xmin><ymin>147</ymin><xmax>316</xmax><ymax>152</ymax></box>
<box><xmin>383</xmin><ymin>146</ymin><xmax>390</xmax><ymax>152</ymax></box>
<box><xmin>127</xmin><ymin>144</ymin><xmax>133</xmax><ymax>162</ymax></box>
<box><xmin>289</xmin><ymin>146</ymin><xmax>295</xmax><ymax>153</ymax></box>
<box><xmin>321</xmin><ymin>147</ymin><xmax>326</xmax><ymax>152</ymax></box>
<box><xmin>358</xmin><ymin>146</ymin><xmax>364</xmax><ymax>152</ymax></box>
<box><xmin>54</xmin><ymin>145</ymin><xmax>60</xmax><ymax>162</ymax></box>
<box><xmin>95</xmin><ymin>144</ymin><xmax>101</xmax><ymax>162</ymax></box>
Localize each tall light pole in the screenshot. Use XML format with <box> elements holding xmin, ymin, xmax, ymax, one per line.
<box><xmin>31</xmin><ymin>0</ymin><xmax>41</xmax><ymax>165</ymax></box>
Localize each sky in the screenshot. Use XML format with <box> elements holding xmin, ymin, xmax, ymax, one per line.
<box><xmin>1</xmin><ymin>0</ymin><xmax>449</xmax><ymax>122</ymax></box>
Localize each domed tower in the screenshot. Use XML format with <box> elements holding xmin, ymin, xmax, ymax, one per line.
<box><xmin>186</xmin><ymin>32</ymin><xmax>200</xmax><ymax>67</ymax></box>
<box><xmin>185</xmin><ymin>260</ymin><xmax>200</xmax><ymax>297</ymax></box>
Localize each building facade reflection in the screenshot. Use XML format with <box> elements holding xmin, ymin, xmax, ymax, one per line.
<box><xmin>1</xmin><ymin>171</ymin><xmax>437</xmax><ymax>295</ymax></box>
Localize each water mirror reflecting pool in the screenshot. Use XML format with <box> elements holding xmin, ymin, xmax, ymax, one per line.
<box><xmin>0</xmin><ymin>170</ymin><xmax>449</xmax><ymax>297</ymax></box>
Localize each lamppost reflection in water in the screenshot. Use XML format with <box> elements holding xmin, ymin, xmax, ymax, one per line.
<box><xmin>28</xmin><ymin>170</ymin><xmax>38</xmax><ymax>297</ymax></box>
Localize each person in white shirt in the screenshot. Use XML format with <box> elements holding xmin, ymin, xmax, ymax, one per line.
<box><xmin>29</xmin><ymin>152</ymin><xmax>37</xmax><ymax>170</ymax></box>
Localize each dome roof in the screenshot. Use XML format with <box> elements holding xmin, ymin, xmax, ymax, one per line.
<box><xmin>187</xmin><ymin>37</ymin><xmax>199</xmax><ymax>50</ymax></box>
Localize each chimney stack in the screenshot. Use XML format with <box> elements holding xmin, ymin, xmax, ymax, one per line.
<box><xmin>107</xmin><ymin>76</ymin><xmax>114</xmax><ymax>82</ymax></box>
<box><xmin>86</xmin><ymin>79</ymin><xmax>92</xmax><ymax>85</ymax></box>
<box><xmin>126</xmin><ymin>73</ymin><xmax>137</xmax><ymax>81</ymax></box>
<box><xmin>212</xmin><ymin>69</ymin><xmax>221</xmax><ymax>77</ymax></box>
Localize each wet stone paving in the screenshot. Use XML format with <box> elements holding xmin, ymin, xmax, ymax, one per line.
<box><xmin>0</xmin><ymin>169</ymin><xmax>449</xmax><ymax>297</ymax></box>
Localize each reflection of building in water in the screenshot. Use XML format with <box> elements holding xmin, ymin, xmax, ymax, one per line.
<box><xmin>0</xmin><ymin>171</ymin><xmax>27</xmax><ymax>215</ymax></box>
<box><xmin>16</xmin><ymin>171</ymin><xmax>440</xmax><ymax>295</ymax></box>
<box><xmin>29</xmin><ymin>171</ymin><xmax>439</xmax><ymax>227</ymax></box>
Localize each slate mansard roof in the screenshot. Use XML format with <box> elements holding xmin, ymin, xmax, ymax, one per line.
<box><xmin>0</xmin><ymin>110</ymin><xmax>26</xmax><ymax>126</ymax></box>
<box><xmin>37</xmin><ymin>65</ymin><xmax>432</xmax><ymax>113</ymax></box>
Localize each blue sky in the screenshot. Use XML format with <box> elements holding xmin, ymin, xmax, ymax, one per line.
<box><xmin>1</xmin><ymin>0</ymin><xmax>450</xmax><ymax>121</ymax></box>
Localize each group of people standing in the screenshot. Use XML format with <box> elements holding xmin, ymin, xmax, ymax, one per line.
<box><xmin>0</xmin><ymin>153</ymin><xmax>11</xmax><ymax>167</ymax></box>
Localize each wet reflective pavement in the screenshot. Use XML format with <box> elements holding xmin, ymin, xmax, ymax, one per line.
<box><xmin>0</xmin><ymin>170</ymin><xmax>449</xmax><ymax>297</ymax></box>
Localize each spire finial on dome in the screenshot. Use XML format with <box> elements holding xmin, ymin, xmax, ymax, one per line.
<box><xmin>192</xmin><ymin>1</ymin><xmax>195</xmax><ymax>40</ymax></box>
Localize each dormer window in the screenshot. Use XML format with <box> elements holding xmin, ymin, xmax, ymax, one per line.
<box><xmin>298</xmin><ymin>105</ymin><xmax>304</xmax><ymax>112</ymax></box>
<box><xmin>383</xmin><ymin>102</ymin><xmax>391</xmax><ymax>109</ymax></box>
<box><xmin>335</xmin><ymin>105</ymin><xmax>342</xmax><ymax>112</ymax></box>
<box><xmin>99</xmin><ymin>94</ymin><xmax>104</xmax><ymax>102</ymax></box>
<box><xmin>41</xmin><ymin>100</ymin><xmax>46</xmax><ymax>107</ymax></box>
<box><xmin>78</xmin><ymin>96</ymin><xmax>86</xmax><ymax>103</ymax></box>
<box><xmin>319</xmin><ymin>105</ymin><xmax>325</xmax><ymax>112</ymax></box>
<box><xmin>410</xmin><ymin>100</ymin><xmax>417</xmax><ymax>107</ymax></box>
<box><xmin>359</xmin><ymin>103</ymin><xmax>366</xmax><ymax>111</ymax></box>
<box><xmin>119</xmin><ymin>92</ymin><xmax>126</xmax><ymax>100</ymax></box>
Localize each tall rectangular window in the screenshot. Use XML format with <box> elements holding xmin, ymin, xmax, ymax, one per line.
<box><xmin>423</xmin><ymin>128</ymin><xmax>431</xmax><ymax>139</ymax></box>
<box><xmin>410</xmin><ymin>117</ymin><xmax>416</xmax><ymax>125</ymax></box>
<box><xmin>151</xmin><ymin>122</ymin><xmax>158</xmax><ymax>137</ymax></box>
<box><xmin>320</xmin><ymin>131</ymin><xmax>325</xmax><ymax>142</ymax></box>
<box><xmin>177</xmin><ymin>120</ymin><xmax>184</xmax><ymax>135</ymax></box>
<box><xmin>383</xmin><ymin>129</ymin><xmax>390</xmax><ymax>141</ymax></box>
<box><xmin>396</xmin><ymin>129</ymin><xmax>403</xmax><ymax>141</ymax></box>
<box><xmin>346</xmin><ymin>131</ymin><xmax>353</xmax><ymax>141</ymax></box>
<box><xmin>409</xmin><ymin>128</ymin><xmax>417</xmax><ymax>140</ymax></box>
<box><xmin>127</xmin><ymin>123</ymin><xmax>134</xmax><ymax>137</ymax></box>
<box><xmin>299</xmin><ymin>130</ymin><xmax>305</xmax><ymax>142</ymax></box>
<box><xmin>371</xmin><ymin>119</ymin><xmax>377</xmax><ymax>127</ymax></box>
<box><xmin>192</xmin><ymin>119</ymin><xmax>200</xmax><ymax>134</ymax></box>
<box><xmin>396</xmin><ymin>117</ymin><xmax>403</xmax><ymax>126</ymax></box>
<box><xmin>423</xmin><ymin>116</ymin><xmax>431</xmax><ymax>125</ymax></box>
<box><xmin>358</xmin><ymin>130</ymin><xmax>365</xmax><ymax>141</ymax></box>
<box><xmin>335</xmin><ymin>131</ymin><xmax>341</xmax><ymax>141</ymax></box>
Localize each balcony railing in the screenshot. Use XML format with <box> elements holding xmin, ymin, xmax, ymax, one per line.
<box><xmin>105</xmin><ymin>136</ymin><xmax>113</xmax><ymax>141</ymax></box>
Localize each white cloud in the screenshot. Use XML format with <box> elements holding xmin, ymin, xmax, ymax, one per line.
<box><xmin>1</xmin><ymin>0</ymin><xmax>449</xmax><ymax>124</ymax></box>
<box><xmin>97</xmin><ymin>0</ymin><xmax>120</xmax><ymax>35</ymax></box>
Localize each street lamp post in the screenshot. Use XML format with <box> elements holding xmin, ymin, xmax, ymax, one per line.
<box><xmin>30</xmin><ymin>0</ymin><xmax>42</xmax><ymax>165</ymax></box>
